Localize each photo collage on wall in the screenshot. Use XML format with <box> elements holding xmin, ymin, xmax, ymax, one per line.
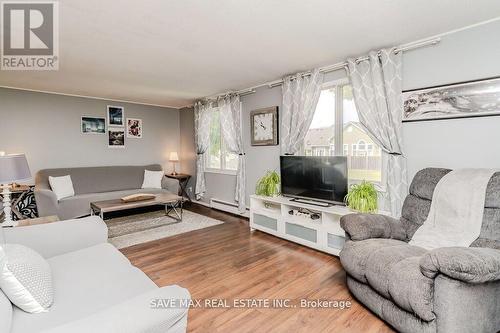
<box><xmin>81</xmin><ymin>105</ymin><xmax>143</xmax><ymax>148</ymax></box>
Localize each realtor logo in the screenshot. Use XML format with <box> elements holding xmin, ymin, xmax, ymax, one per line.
<box><xmin>1</xmin><ymin>1</ymin><xmax>59</xmax><ymax>70</ymax></box>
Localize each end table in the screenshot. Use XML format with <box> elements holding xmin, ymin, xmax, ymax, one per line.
<box><xmin>165</xmin><ymin>173</ymin><xmax>192</xmax><ymax>203</ymax></box>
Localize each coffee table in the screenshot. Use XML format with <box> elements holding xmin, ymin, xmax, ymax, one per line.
<box><xmin>90</xmin><ymin>192</ymin><xmax>183</xmax><ymax>221</ymax></box>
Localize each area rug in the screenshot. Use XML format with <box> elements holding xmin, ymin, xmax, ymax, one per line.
<box><xmin>106</xmin><ymin>210</ymin><xmax>224</xmax><ymax>249</ymax></box>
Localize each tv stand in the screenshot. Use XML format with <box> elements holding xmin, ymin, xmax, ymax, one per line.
<box><xmin>289</xmin><ymin>197</ymin><xmax>332</xmax><ymax>207</ymax></box>
<box><xmin>250</xmin><ymin>195</ymin><xmax>390</xmax><ymax>256</ymax></box>
<box><xmin>249</xmin><ymin>195</ymin><xmax>352</xmax><ymax>256</ymax></box>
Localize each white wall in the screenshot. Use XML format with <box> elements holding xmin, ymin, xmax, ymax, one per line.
<box><xmin>0</xmin><ymin>88</ymin><xmax>181</xmax><ymax>183</ymax></box>
<box><xmin>200</xmin><ymin>19</ymin><xmax>500</xmax><ymax>206</ymax></box>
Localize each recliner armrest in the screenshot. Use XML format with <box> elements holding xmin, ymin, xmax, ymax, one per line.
<box><xmin>2</xmin><ymin>216</ymin><xmax>108</xmax><ymax>258</ymax></box>
<box><xmin>420</xmin><ymin>247</ymin><xmax>500</xmax><ymax>283</ymax></box>
<box><xmin>40</xmin><ymin>285</ymin><xmax>191</xmax><ymax>333</ymax></box>
<box><xmin>340</xmin><ymin>213</ymin><xmax>407</xmax><ymax>241</ymax></box>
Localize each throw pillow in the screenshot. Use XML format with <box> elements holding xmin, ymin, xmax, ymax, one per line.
<box><xmin>141</xmin><ymin>170</ymin><xmax>164</xmax><ymax>189</ymax></box>
<box><xmin>0</xmin><ymin>244</ymin><xmax>53</xmax><ymax>313</ymax></box>
<box><xmin>48</xmin><ymin>175</ymin><xmax>75</xmax><ymax>200</ymax></box>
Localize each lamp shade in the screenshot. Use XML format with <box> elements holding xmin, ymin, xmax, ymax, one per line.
<box><xmin>169</xmin><ymin>152</ymin><xmax>179</xmax><ymax>162</ymax></box>
<box><xmin>0</xmin><ymin>154</ymin><xmax>31</xmax><ymax>183</ymax></box>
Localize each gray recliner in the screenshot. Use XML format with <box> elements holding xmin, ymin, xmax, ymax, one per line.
<box><xmin>339</xmin><ymin>168</ymin><xmax>500</xmax><ymax>333</ymax></box>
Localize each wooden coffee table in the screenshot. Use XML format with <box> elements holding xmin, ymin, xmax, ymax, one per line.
<box><xmin>90</xmin><ymin>192</ymin><xmax>183</xmax><ymax>221</ymax></box>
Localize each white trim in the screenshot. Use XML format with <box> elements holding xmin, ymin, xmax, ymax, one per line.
<box><xmin>205</xmin><ymin>168</ymin><xmax>237</xmax><ymax>176</ymax></box>
<box><xmin>0</xmin><ymin>85</ymin><xmax>182</xmax><ymax>109</ymax></box>
<box><xmin>194</xmin><ymin>200</ymin><xmax>211</xmax><ymax>208</ymax></box>
<box><xmin>322</xmin><ymin>77</ymin><xmax>349</xmax><ymax>89</ymax></box>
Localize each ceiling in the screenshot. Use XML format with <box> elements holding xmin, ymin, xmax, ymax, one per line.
<box><xmin>1</xmin><ymin>0</ymin><xmax>500</xmax><ymax>108</ymax></box>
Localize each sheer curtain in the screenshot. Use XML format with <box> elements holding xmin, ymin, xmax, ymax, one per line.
<box><xmin>218</xmin><ymin>95</ymin><xmax>246</xmax><ymax>212</ymax></box>
<box><xmin>194</xmin><ymin>101</ymin><xmax>212</xmax><ymax>200</ymax></box>
<box><xmin>347</xmin><ymin>48</ymin><xmax>408</xmax><ymax>217</ymax></box>
<box><xmin>280</xmin><ymin>68</ymin><xmax>324</xmax><ymax>155</ymax></box>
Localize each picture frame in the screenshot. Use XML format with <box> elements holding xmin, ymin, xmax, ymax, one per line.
<box><xmin>107</xmin><ymin>105</ymin><xmax>125</xmax><ymax>127</ymax></box>
<box><xmin>126</xmin><ymin>118</ymin><xmax>143</xmax><ymax>138</ymax></box>
<box><xmin>250</xmin><ymin>106</ymin><xmax>279</xmax><ymax>146</ymax></box>
<box><xmin>402</xmin><ymin>76</ymin><xmax>500</xmax><ymax>122</ymax></box>
<box><xmin>81</xmin><ymin>116</ymin><xmax>106</xmax><ymax>134</ymax></box>
<box><xmin>108</xmin><ymin>129</ymin><xmax>125</xmax><ymax>148</ymax></box>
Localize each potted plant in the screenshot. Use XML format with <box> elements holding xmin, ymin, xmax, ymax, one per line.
<box><xmin>344</xmin><ymin>181</ymin><xmax>378</xmax><ymax>213</ymax></box>
<box><xmin>255</xmin><ymin>170</ymin><xmax>281</xmax><ymax>197</ymax></box>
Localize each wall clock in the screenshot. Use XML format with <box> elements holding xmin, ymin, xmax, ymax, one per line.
<box><xmin>250</xmin><ymin>106</ymin><xmax>279</xmax><ymax>146</ymax></box>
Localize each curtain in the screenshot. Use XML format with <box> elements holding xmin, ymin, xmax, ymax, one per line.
<box><xmin>280</xmin><ymin>68</ymin><xmax>324</xmax><ymax>155</ymax></box>
<box><xmin>194</xmin><ymin>101</ymin><xmax>212</xmax><ymax>200</ymax></box>
<box><xmin>347</xmin><ymin>48</ymin><xmax>408</xmax><ymax>217</ymax></box>
<box><xmin>218</xmin><ymin>95</ymin><xmax>246</xmax><ymax>212</ymax></box>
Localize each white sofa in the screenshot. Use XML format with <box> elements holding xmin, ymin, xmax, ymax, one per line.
<box><xmin>0</xmin><ymin>216</ymin><xmax>190</xmax><ymax>333</ymax></box>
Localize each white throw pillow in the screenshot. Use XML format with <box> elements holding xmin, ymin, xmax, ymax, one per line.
<box><xmin>48</xmin><ymin>175</ymin><xmax>75</xmax><ymax>200</ymax></box>
<box><xmin>0</xmin><ymin>244</ymin><xmax>53</xmax><ymax>313</ymax></box>
<box><xmin>141</xmin><ymin>170</ymin><xmax>164</xmax><ymax>189</ymax></box>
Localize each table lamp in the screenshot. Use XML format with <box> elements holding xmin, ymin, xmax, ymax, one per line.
<box><xmin>169</xmin><ymin>152</ymin><xmax>179</xmax><ymax>175</ymax></box>
<box><xmin>0</xmin><ymin>153</ymin><xmax>31</xmax><ymax>227</ymax></box>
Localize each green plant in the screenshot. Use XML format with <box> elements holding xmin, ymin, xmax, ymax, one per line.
<box><xmin>344</xmin><ymin>181</ymin><xmax>378</xmax><ymax>213</ymax></box>
<box><xmin>255</xmin><ymin>170</ymin><xmax>281</xmax><ymax>197</ymax></box>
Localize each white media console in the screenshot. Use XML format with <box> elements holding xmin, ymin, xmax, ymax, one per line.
<box><xmin>249</xmin><ymin>194</ymin><xmax>353</xmax><ymax>256</ymax></box>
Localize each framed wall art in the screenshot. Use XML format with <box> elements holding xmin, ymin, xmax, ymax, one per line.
<box><xmin>127</xmin><ymin>118</ymin><xmax>143</xmax><ymax>138</ymax></box>
<box><xmin>250</xmin><ymin>106</ymin><xmax>279</xmax><ymax>146</ymax></box>
<box><xmin>403</xmin><ymin>77</ymin><xmax>500</xmax><ymax>122</ymax></box>
<box><xmin>81</xmin><ymin>116</ymin><xmax>105</xmax><ymax>134</ymax></box>
<box><xmin>107</xmin><ymin>105</ymin><xmax>125</xmax><ymax>126</ymax></box>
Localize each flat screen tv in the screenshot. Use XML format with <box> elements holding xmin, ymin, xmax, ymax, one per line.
<box><xmin>280</xmin><ymin>156</ymin><xmax>348</xmax><ymax>205</ymax></box>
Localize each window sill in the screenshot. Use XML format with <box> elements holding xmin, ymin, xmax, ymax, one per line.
<box><xmin>205</xmin><ymin>169</ymin><xmax>237</xmax><ymax>176</ymax></box>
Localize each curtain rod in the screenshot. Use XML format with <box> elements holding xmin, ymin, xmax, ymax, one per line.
<box><xmin>201</xmin><ymin>37</ymin><xmax>441</xmax><ymax>103</ymax></box>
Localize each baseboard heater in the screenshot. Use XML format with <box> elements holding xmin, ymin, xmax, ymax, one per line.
<box><xmin>210</xmin><ymin>198</ymin><xmax>249</xmax><ymax>217</ymax></box>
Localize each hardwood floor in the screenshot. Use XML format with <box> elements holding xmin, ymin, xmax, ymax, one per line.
<box><xmin>121</xmin><ymin>204</ymin><xmax>395</xmax><ymax>333</ymax></box>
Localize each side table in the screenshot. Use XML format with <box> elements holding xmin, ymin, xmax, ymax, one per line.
<box><xmin>165</xmin><ymin>173</ymin><xmax>192</xmax><ymax>203</ymax></box>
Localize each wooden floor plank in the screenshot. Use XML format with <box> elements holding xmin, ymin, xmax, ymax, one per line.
<box><xmin>121</xmin><ymin>204</ymin><xmax>394</xmax><ymax>333</ymax></box>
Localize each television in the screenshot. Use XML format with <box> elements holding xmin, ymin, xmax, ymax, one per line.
<box><xmin>280</xmin><ymin>156</ymin><xmax>348</xmax><ymax>205</ymax></box>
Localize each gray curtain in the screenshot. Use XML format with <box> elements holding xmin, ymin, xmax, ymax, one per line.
<box><xmin>281</xmin><ymin>68</ymin><xmax>324</xmax><ymax>155</ymax></box>
<box><xmin>347</xmin><ymin>48</ymin><xmax>408</xmax><ymax>217</ymax></box>
<box><xmin>194</xmin><ymin>101</ymin><xmax>212</xmax><ymax>200</ymax></box>
<box><xmin>218</xmin><ymin>95</ymin><xmax>246</xmax><ymax>212</ymax></box>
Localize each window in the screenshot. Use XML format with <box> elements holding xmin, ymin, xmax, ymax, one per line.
<box><xmin>206</xmin><ymin>108</ymin><xmax>238</xmax><ymax>174</ymax></box>
<box><xmin>303</xmin><ymin>81</ymin><xmax>384</xmax><ymax>187</ymax></box>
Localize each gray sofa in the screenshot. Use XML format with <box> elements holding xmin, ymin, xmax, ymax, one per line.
<box><xmin>0</xmin><ymin>216</ymin><xmax>190</xmax><ymax>332</ymax></box>
<box><xmin>339</xmin><ymin>168</ymin><xmax>500</xmax><ymax>333</ymax></box>
<box><xmin>35</xmin><ymin>164</ymin><xmax>173</xmax><ymax>220</ymax></box>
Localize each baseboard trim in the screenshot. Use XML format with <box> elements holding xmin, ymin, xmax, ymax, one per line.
<box><xmin>192</xmin><ymin>199</ymin><xmax>250</xmax><ymax>219</ymax></box>
<box><xmin>193</xmin><ymin>200</ymin><xmax>211</xmax><ymax>208</ymax></box>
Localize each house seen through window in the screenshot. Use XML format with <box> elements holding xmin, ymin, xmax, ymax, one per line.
<box><xmin>304</xmin><ymin>83</ymin><xmax>383</xmax><ymax>185</ymax></box>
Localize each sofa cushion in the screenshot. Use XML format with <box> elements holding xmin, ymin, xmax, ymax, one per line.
<box><xmin>0</xmin><ymin>244</ymin><xmax>53</xmax><ymax>313</ymax></box>
<box><xmin>141</xmin><ymin>170</ymin><xmax>164</xmax><ymax>189</ymax></box>
<box><xmin>57</xmin><ymin>188</ymin><xmax>171</xmax><ymax>220</ymax></box>
<box><xmin>48</xmin><ymin>175</ymin><xmax>75</xmax><ymax>201</ymax></box>
<box><xmin>388</xmin><ymin>256</ymin><xmax>435</xmax><ymax>321</ymax></box>
<box><xmin>340</xmin><ymin>239</ymin><xmax>407</xmax><ymax>283</ymax></box>
<box><xmin>10</xmin><ymin>243</ymin><xmax>157</xmax><ymax>333</ymax></box>
<box><xmin>341</xmin><ymin>239</ymin><xmax>435</xmax><ymax>322</ymax></box>
<box><xmin>365</xmin><ymin>244</ymin><xmax>427</xmax><ymax>299</ymax></box>
<box><xmin>0</xmin><ymin>289</ymin><xmax>12</xmax><ymax>333</ymax></box>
